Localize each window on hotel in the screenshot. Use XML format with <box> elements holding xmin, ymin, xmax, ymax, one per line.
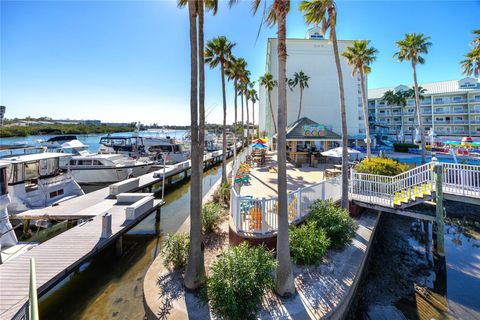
<box><xmin>434</xmin><ymin>98</ymin><xmax>443</xmax><ymax>103</ymax></box>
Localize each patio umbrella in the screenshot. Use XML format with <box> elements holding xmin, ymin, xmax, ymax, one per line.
<box><xmin>321</xmin><ymin>147</ymin><xmax>360</xmax><ymax>158</ymax></box>
<box><xmin>251</xmin><ymin>142</ymin><xmax>267</xmax><ymax>149</ymax></box>
<box><xmin>255</xmin><ymin>138</ymin><xmax>268</xmax><ymax>144</ymax></box>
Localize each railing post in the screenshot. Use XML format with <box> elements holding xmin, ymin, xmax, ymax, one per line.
<box><xmin>296</xmin><ymin>189</ymin><xmax>302</xmax><ymax>219</ymax></box>
<box><xmin>434</xmin><ymin>163</ymin><xmax>445</xmax><ymax>256</ymax></box>
<box><xmin>261</xmin><ymin>198</ymin><xmax>266</xmax><ymax>235</ymax></box>
<box><xmin>236</xmin><ymin>196</ymin><xmax>241</xmax><ymax>231</ymax></box>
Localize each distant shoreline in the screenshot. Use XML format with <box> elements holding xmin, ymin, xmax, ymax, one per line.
<box><xmin>0</xmin><ymin>124</ymin><xmax>137</xmax><ymax>138</ymax></box>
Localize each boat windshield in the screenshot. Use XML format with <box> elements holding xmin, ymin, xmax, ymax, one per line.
<box><xmin>0</xmin><ymin>167</ymin><xmax>7</xmax><ymax>195</ymax></box>
<box><xmin>7</xmin><ymin>157</ymin><xmax>60</xmax><ymax>184</ymax></box>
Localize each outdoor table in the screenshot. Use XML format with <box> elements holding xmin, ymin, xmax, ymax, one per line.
<box><xmin>325</xmin><ymin>168</ymin><xmax>342</xmax><ymax>178</ymax></box>
<box><xmin>334</xmin><ymin>164</ymin><xmax>342</xmax><ymax>170</ymax></box>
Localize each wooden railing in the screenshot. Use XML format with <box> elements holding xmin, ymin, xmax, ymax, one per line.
<box><xmin>231</xmin><ymin>176</ymin><xmax>341</xmax><ymax>235</ymax></box>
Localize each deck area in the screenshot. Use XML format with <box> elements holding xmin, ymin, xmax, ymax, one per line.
<box><xmin>239</xmin><ymin>152</ymin><xmax>332</xmax><ymax>198</ymax></box>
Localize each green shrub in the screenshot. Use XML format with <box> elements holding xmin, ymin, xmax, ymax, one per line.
<box><xmin>289</xmin><ymin>221</ymin><xmax>330</xmax><ymax>265</ymax></box>
<box><xmin>308</xmin><ymin>200</ymin><xmax>357</xmax><ymax>250</ymax></box>
<box><xmin>202</xmin><ymin>202</ymin><xmax>224</xmax><ymax>233</ymax></box>
<box><xmin>213</xmin><ymin>182</ymin><xmax>230</xmax><ymax>206</ymax></box>
<box><xmin>206</xmin><ymin>242</ymin><xmax>275</xmax><ymax>320</ymax></box>
<box><xmin>354</xmin><ymin>157</ymin><xmax>408</xmax><ymax>176</ymax></box>
<box><xmin>161</xmin><ymin>233</ymin><xmax>190</xmax><ymax>270</ymax></box>
<box><xmin>393</xmin><ymin>143</ymin><xmax>419</xmax><ymax>153</ymax></box>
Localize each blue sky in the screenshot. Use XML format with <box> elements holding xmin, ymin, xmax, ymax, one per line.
<box><xmin>1</xmin><ymin>0</ymin><xmax>479</xmax><ymax>125</ymax></box>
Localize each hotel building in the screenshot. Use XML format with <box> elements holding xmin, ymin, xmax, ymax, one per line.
<box><xmin>258</xmin><ymin>27</ymin><xmax>364</xmax><ymax>141</ymax></box>
<box><xmin>368</xmin><ymin>77</ymin><xmax>480</xmax><ymax>139</ymax></box>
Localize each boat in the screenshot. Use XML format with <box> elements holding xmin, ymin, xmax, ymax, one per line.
<box><xmin>182</xmin><ymin>131</ymin><xmax>218</xmax><ymax>153</ymax></box>
<box><xmin>0</xmin><ymin>147</ymin><xmax>85</xmax><ymax>214</ymax></box>
<box><xmin>98</xmin><ymin>135</ymin><xmax>146</xmax><ymax>156</ymax></box>
<box><xmin>60</xmin><ymin>140</ymin><xmax>154</xmax><ymax>185</ymax></box>
<box><xmin>214</xmin><ymin>131</ymin><xmax>236</xmax><ymax>150</ymax></box>
<box><xmin>142</xmin><ymin>136</ymin><xmax>189</xmax><ymax>164</ymax></box>
<box><xmin>38</xmin><ymin>135</ymin><xmax>78</xmax><ymax>149</ymax></box>
<box><xmin>0</xmin><ymin>162</ymin><xmax>18</xmax><ymax>247</ymax></box>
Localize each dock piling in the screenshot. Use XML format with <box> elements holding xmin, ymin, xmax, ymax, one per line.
<box><xmin>115</xmin><ymin>235</ymin><xmax>123</xmax><ymax>256</ymax></box>
<box><xmin>434</xmin><ymin>164</ymin><xmax>445</xmax><ymax>256</ymax></box>
<box><xmin>101</xmin><ymin>213</ymin><xmax>112</xmax><ymax>239</ymax></box>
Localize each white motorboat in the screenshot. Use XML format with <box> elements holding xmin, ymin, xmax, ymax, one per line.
<box><xmin>182</xmin><ymin>131</ymin><xmax>218</xmax><ymax>152</ymax></box>
<box><xmin>214</xmin><ymin>131</ymin><xmax>236</xmax><ymax>150</ymax></box>
<box><xmin>38</xmin><ymin>135</ymin><xmax>78</xmax><ymax>149</ymax></box>
<box><xmin>60</xmin><ymin>140</ymin><xmax>154</xmax><ymax>184</ymax></box>
<box><xmin>0</xmin><ymin>147</ymin><xmax>85</xmax><ymax>214</ymax></box>
<box><xmin>0</xmin><ymin>163</ymin><xmax>17</xmax><ymax>248</ymax></box>
<box><xmin>142</xmin><ymin>136</ymin><xmax>189</xmax><ymax>164</ymax></box>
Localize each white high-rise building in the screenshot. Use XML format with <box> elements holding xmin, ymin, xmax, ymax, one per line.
<box><xmin>258</xmin><ymin>27</ymin><xmax>365</xmax><ymax>141</ymax></box>
<box><xmin>368</xmin><ymin>77</ymin><xmax>480</xmax><ymax>139</ymax></box>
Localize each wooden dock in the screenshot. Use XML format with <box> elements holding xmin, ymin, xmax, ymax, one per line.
<box><xmin>1</xmin><ymin>148</ymin><xmax>235</xmax><ymax>319</ymax></box>
<box><xmin>15</xmin><ymin>149</ymin><xmax>231</xmax><ymax>221</ymax></box>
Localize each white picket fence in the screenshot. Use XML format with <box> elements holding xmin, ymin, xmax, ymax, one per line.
<box><xmin>231</xmin><ymin>176</ymin><xmax>342</xmax><ymax>234</ymax></box>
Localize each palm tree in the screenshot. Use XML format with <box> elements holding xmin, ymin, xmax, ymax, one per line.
<box><xmin>249</xmin><ymin>86</ymin><xmax>259</xmax><ymax>139</ymax></box>
<box><xmin>205</xmin><ymin>36</ymin><xmax>235</xmax><ymax>184</ymax></box>
<box><xmin>461</xmin><ymin>29</ymin><xmax>480</xmax><ymax>77</ymax></box>
<box><xmin>342</xmin><ymin>41</ymin><xmax>377</xmax><ymax>159</ymax></box>
<box><xmin>259</xmin><ymin>72</ymin><xmax>278</xmax><ymax>134</ymax></box>
<box><xmin>290</xmin><ymin>71</ymin><xmax>310</xmax><ymax>120</ymax></box>
<box><xmin>231</xmin><ymin>0</ymin><xmax>295</xmax><ymax>297</ymax></box>
<box><xmin>300</xmin><ymin>0</ymin><xmax>349</xmax><ymax>209</ymax></box>
<box><xmin>180</xmin><ymin>0</ymin><xmax>206</xmax><ymax>290</ymax></box>
<box><xmin>382</xmin><ymin>89</ymin><xmax>408</xmax><ymax>142</ymax></box>
<box><xmin>244</xmin><ymin>81</ymin><xmax>252</xmax><ymax>145</ymax></box>
<box><xmin>394</xmin><ymin>33</ymin><xmax>432</xmax><ymax>164</ymax></box>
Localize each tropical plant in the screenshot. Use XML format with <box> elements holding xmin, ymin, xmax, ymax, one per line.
<box><xmin>382</xmin><ymin>89</ymin><xmax>411</xmax><ymax>142</ymax></box>
<box><xmin>162</xmin><ymin>233</ymin><xmax>190</xmax><ymax>270</ymax></box>
<box><xmin>259</xmin><ymin>72</ymin><xmax>278</xmax><ymax>134</ymax></box>
<box><xmin>308</xmin><ymin>200</ymin><xmax>357</xmax><ymax>249</ymax></box>
<box><xmin>249</xmin><ymin>86</ymin><xmax>259</xmax><ymax>139</ymax></box>
<box><xmin>235</xmin><ymin>0</ymin><xmax>296</xmax><ymax>297</ymax></box>
<box><xmin>354</xmin><ymin>156</ymin><xmax>409</xmax><ymax>176</ymax></box>
<box><xmin>394</xmin><ymin>33</ymin><xmax>432</xmax><ymax>164</ymax></box>
<box><xmin>342</xmin><ymin>41</ymin><xmax>377</xmax><ymax>159</ymax></box>
<box><xmin>227</xmin><ymin>56</ymin><xmax>249</xmax><ymax>151</ymax></box>
<box><xmin>289</xmin><ymin>221</ymin><xmax>330</xmax><ymax>265</ymax></box>
<box><xmin>205</xmin><ymin>243</ymin><xmax>276</xmax><ymax>320</ymax></box>
<box><xmin>205</xmin><ymin>36</ymin><xmax>236</xmax><ymax>184</ymax></box>
<box><xmin>461</xmin><ymin>29</ymin><xmax>480</xmax><ymax>77</ymax></box>
<box><xmin>289</xmin><ymin>71</ymin><xmax>310</xmax><ymax>120</ymax></box>
<box><xmin>300</xmin><ymin>0</ymin><xmax>349</xmax><ymax>209</ymax></box>
<box><xmin>202</xmin><ymin>202</ymin><xmax>224</xmax><ymax>233</ymax></box>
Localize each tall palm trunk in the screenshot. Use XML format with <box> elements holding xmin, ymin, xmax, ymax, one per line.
<box><xmin>241</xmin><ymin>93</ymin><xmax>245</xmax><ymax>146</ymax></box>
<box><xmin>268</xmin><ymin>91</ymin><xmax>277</xmax><ymax>133</ymax></box>
<box><xmin>359</xmin><ymin>69</ymin><xmax>371</xmax><ymax>159</ymax></box>
<box><xmin>331</xmin><ymin>23</ymin><xmax>349</xmax><ymax>209</ymax></box>
<box><xmin>198</xmin><ymin>0</ymin><xmax>205</xmax><ymax>193</ymax></box>
<box><xmin>233</xmin><ymin>80</ymin><xmax>238</xmax><ymax>162</ymax></box>
<box><xmin>252</xmin><ymin>99</ymin><xmax>255</xmax><ymax>139</ymax></box>
<box><xmin>275</xmin><ymin>0</ymin><xmax>295</xmax><ymax>297</ymax></box>
<box><xmin>246</xmin><ymin>94</ymin><xmax>250</xmax><ymax>145</ymax></box>
<box><xmin>412</xmin><ymin>62</ymin><xmax>426</xmax><ymax>164</ymax></box>
<box><xmin>220</xmin><ymin>60</ymin><xmax>228</xmax><ymax>184</ymax></box>
<box><xmin>184</xmin><ymin>0</ymin><xmax>205</xmax><ymax>290</ymax></box>
<box><xmin>297</xmin><ymin>87</ymin><xmax>303</xmax><ymax>120</ymax></box>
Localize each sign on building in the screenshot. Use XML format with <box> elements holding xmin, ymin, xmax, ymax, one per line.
<box><xmin>303</xmin><ymin>124</ymin><xmax>325</xmax><ymax>137</ymax></box>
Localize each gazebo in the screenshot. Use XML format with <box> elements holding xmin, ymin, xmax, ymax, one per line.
<box><xmin>273</xmin><ymin>117</ymin><xmax>342</xmax><ymax>164</ymax></box>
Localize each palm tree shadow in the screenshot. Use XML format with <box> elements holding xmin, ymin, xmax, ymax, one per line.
<box><xmin>156</xmin><ymin>270</ymin><xmax>184</xmax><ymax>320</ymax></box>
